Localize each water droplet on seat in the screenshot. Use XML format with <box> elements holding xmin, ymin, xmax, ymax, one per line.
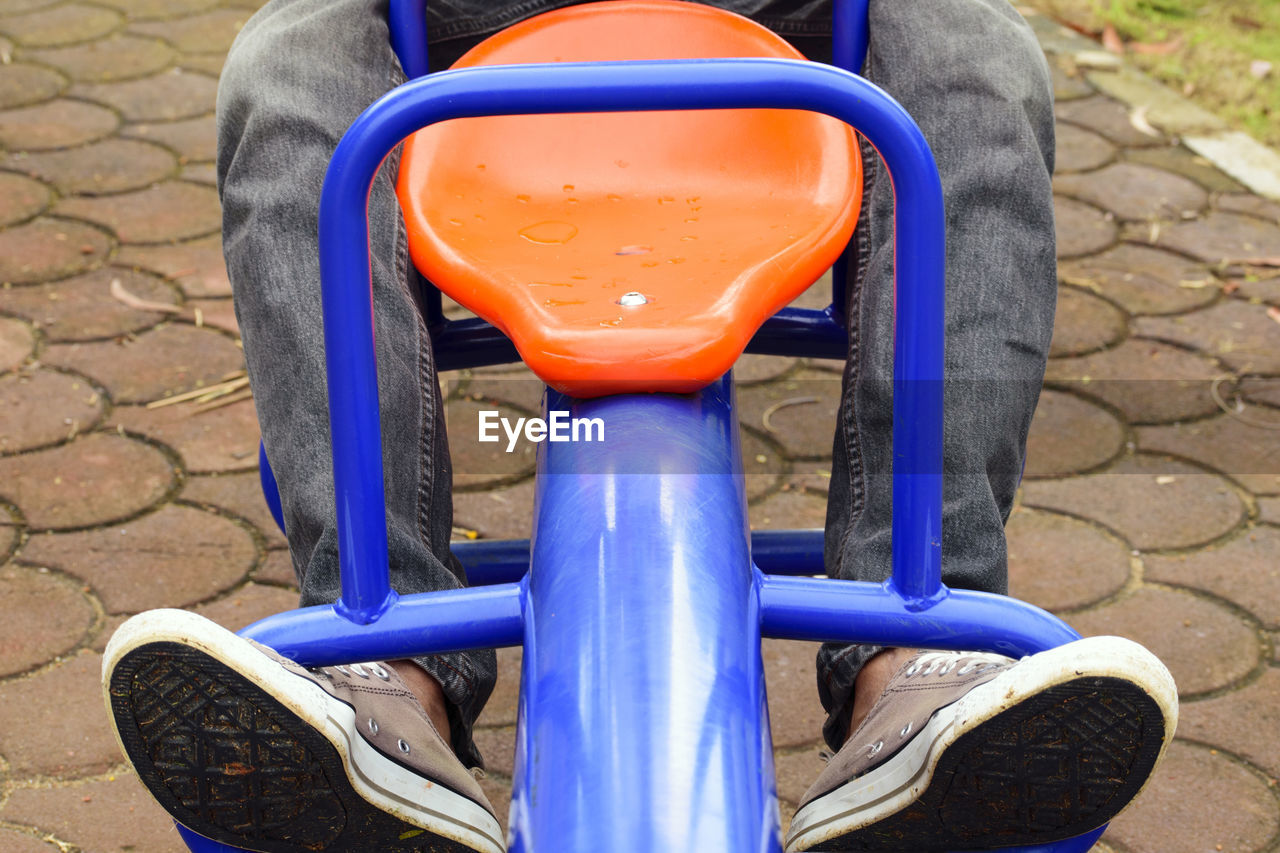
<box><xmin>519</xmin><ymin>221</ymin><xmax>578</xmax><ymax>245</ymax></box>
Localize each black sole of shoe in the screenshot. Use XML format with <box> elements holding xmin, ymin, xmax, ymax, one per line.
<box><xmin>806</xmin><ymin>676</ymin><xmax>1167</xmax><ymax>851</ymax></box>
<box><xmin>108</xmin><ymin>641</ymin><xmax>477</xmax><ymax>853</ymax></box>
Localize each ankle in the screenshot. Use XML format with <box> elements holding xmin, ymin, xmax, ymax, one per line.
<box><xmin>843</xmin><ymin>647</ymin><xmax>917</xmax><ymax>745</ymax></box>
<box><xmin>386</xmin><ymin>660</ymin><xmax>453</xmax><ymax>747</ymax></box>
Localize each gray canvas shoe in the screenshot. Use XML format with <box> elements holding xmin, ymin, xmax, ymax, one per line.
<box><xmin>103</xmin><ymin>609</ymin><xmax>505</xmax><ymax>853</ymax></box>
<box><xmin>786</xmin><ymin>636</ymin><xmax>1178</xmax><ymax>852</ymax></box>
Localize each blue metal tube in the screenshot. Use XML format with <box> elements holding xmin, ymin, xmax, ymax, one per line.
<box><xmin>758</xmin><ymin>573</ymin><xmax>1080</xmax><ymax>657</ymax></box>
<box><xmin>833</xmin><ymin>0</ymin><xmax>871</xmax><ymax>73</ymax></box>
<box><xmin>238</xmin><ymin>582</ymin><xmax>525</xmax><ymax>663</ymax></box>
<box><xmin>387</xmin><ymin>0</ymin><xmax>429</xmax><ymax>78</ymax></box>
<box><xmin>512</xmin><ymin>378</ymin><xmax>777</xmax><ymax>852</ymax></box>
<box><xmin>317</xmin><ymin>57</ymin><xmax>945</xmax><ymax>632</ymax></box>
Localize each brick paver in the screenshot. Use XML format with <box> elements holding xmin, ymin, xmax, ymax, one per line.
<box><xmin>1</xmin><ymin>2</ymin><xmax>1278</xmax><ymax>851</ymax></box>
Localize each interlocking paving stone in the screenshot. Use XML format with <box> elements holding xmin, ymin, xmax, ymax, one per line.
<box><xmin>784</xmin><ymin>460</ymin><xmax>833</xmax><ymax>496</ymax></box>
<box><xmin>110</xmin><ymin>398</ymin><xmax>260</xmax><ymax>474</ymax></box>
<box><xmin>743</xmin><ymin>426</ymin><xmax>785</xmax><ymax>501</ymax></box>
<box><xmin>92</xmin><ymin>0</ymin><xmax>219</xmax><ymax>18</ymax></box>
<box><xmin>749</xmin><ymin>490</ymin><xmax>827</xmax><ymax>531</ymax></box>
<box><xmin>1006</xmin><ymin>507</ymin><xmax>1131</xmax><ymax>612</ymax></box>
<box><xmin>1058</xmin><ymin>242</ymin><xmax>1217</xmax><ymax>315</ymax></box>
<box><xmin>0</xmin><ymin>772</ymin><xmax>185</xmax><ymax>853</ymax></box>
<box><xmin>0</xmin><ymin>3</ymin><xmax>122</xmax><ymax>47</ymax></box>
<box><xmin>0</xmin><ymin>0</ymin><xmax>63</xmax><ymax>12</ymax></box>
<box><xmin>1260</xmin><ymin>496</ymin><xmax>1280</xmax><ymax>525</ymax></box>
<box><xmin>0</xmin><ymin>564</ymin><xmax>93</xmax><ymax>676</ymax></box>
<box><xmin>1233</xmin><ymin>272</ymin><xmax>1280</xmax><ymax>305</ymax></box>
<box><xmin>72</xmin><ymin>67</ymin><xmax>217</xmax><ymax>121</ymax></box>
<box><xmin>0</xmin><ymin>217</ymin><xmax>111</xmax><ymax>283</ymax></box>
<box><xmin>1105</xmin><ymin>740</ymin><xmax>1279</xmax><ymax>853</ymax></box>
<box><xmin>1054</xmin><ymin>162</ymin><xmax>1207</xmax><ymax>223</ymax></box>
<box><xmin>185</xmin><ymin>297</ymin><xmax>238</xmax><ymax>334</ymax></box>
<box><xmin>182</xmin><ymin>470</ymin><xmax>287</xmax><ymax>550</ymax></box>
<box><xmin>181</xmin><ymin>161</ymin><xmax>217</xmax><ymax>184</ymax></box>
<box><xmin>0</xmin><ymin>432</ymin><xmax>173</xmax><ymax>529</ymax></box>
<box><xmin>1048</xmin><ymin>57</ymin><xmax>1092</xmax><ymax>101</ymax></box>
<box><xmin>738</xmin><ymin>374</ymin><xmax>841</xmax><ymax>459</ymax></box>
<box><xmin>0</xmin><ymin>61</ymin><xmax>64</xmax><ymax>108</ymax></box>
<box><xmin>1024</xmin><ymin>388</ymin><xmax>1125</xmax><ymax>478</ymax></box>
<box><xmin>129</xmin><ymin>8</ymin><xmax>249</xmax><ymax>54</ymax></box>
<box><xmin>45</xmin><ymin>322</ymin><xmax>243</xmax><ymax>404</ymax></box>
<box><xmin>462</xmin><ymin>375</ymin><xmax>546</xmax><ymax>417</ymax></box>
<box><xmin>254</xmin><ymin>548</ymin><xmax>295</xmax><ymax>586</ymax></box>
<box><xmin>1</xmin><ymin>504</ymin><xmax>16</xmax><ymax>557</ymax></box>
<box><xmin>763</xmin><ymin>639</ymin><xmax>826</xmax><ymax>749</ymax></box>
<box><xmin>1049</xmin><ymin>286</ymin><xmax>1127</xmax><ymax>358</ymax></box>
<box><xmin>1055</xmin><ymin>195</ymin><xmax>1118</xmax><ymax>259</ymax></box>
<box><xmin>0</xmin><ymin>314</ymin><xmax>34</xmax><ymax>370</ymax></box>
<box><xmin>1069</xmin><ymin>585</ymin><xmax>1259</xmax><ymax>696</ymax></box>
<box><xmin>1054</xmin><ymin>123</ymin><xmax>1116</xmax><ymax>174</ymax></box>
<box><xmin>114</xmin><ymin>233</ymin><xmax>230</xmax><ymax>297</ymax></box>
<box><xmin>735</xmin><ymin>352</ymin><xmax>801</xmax><ymax>384</ymax></box>
<box><xmin>1055</xmin><ymin>96</ymin><xmax>1164</xmax><ymax>147</ymax></box>
<box><xmin>191</xmin><ymin>581</ymin><xmax>297</xmax><ymax>631</ymax></box>
<box><xmin>0</xmin><ymin>97</ymin><xmax>119</xmax><ymax>150</ymax></box>
<box><xmin>177</xmin><ymin>51</ymin><xmax>224</xmax><ymax>76</ymax></box>
<box><xmin>445</xmin><ymin>397</ymin><xmax>537</xmax><ymax>489</ymax></box>
<box><xmin>1135</xmin><ymin>300</ymin><xmax>1280</xmax><ymax>375</ymax></box>
<box><xmin>123</xmin><ymin>113</ymin><xmax>216</xmax><ymax>162</ymax></box>
<box><xmin>475</xmin><ymin>646</ymin><xmax>521</xmax><ymax>728</ymax></box>
<box><xmin>1180</xmin><ymin>668</ymin><xmax>1280</xmax><ymax>779</ymax></box>
<box><xmin>22</xmin><ymin>504</ymin><xmax>253</xmax><ymax>612</ymax></box>
<box><xmin>0</xmin><ymin>651</ymin><xmax>119</xmax><ymax>778</ymax></box>
<box><xmin>1122</xmin><ymin>146</ymin><xmax>1245</xmax><ymax>193</ymax></box>
<box><xmin>1146</xmin><ymin>526</ymin><xmax>1280</xmax><ymax>629</ymax></box>
<box><xmin>24</xmin><ymin>33</ymin><xmax>174</xmax><ymax>83</ymax></box>
<box><xmin>0</xmin><ymin>171</ymin><xmax>50</xmax><ymax>227</ymax></box>
<box><xmin>1020</xmin><ymin>454</ymin><xmax>1247</xmax><ymax>551</ymax></box>
<box><xmin>56</xmin><ymin>179</ymin><xmax>220</xmax><ymax>243</ymax></box>
<box><xmin>1240</xmin><ymin>375</ymin><xmax>1280</xmax><ymax>407</ymax></box>
<box><xmin>1140</xmin><ymin>210</ymin><xmax>1280</xmax><ymax>265</ymax></box>
<box><xmin>1215</xmin><ymin>192</ymin><xmax>1280</xmax><ymax>224</ymax></box>
<box><xmin>0</xmin><ymin>368</ymin><xmax>104</xmax><ymax>454</ymax></box>
<box><xmin>1044</xmin><ymin>338</ymin><xmax>1222</xmax><ymax>424</ymax></box>
<box><xmin>774</xmin><ymin>747</ymin><xmax>821</xmax><ymax>806</ymax></box>
<box><xmin>1137</xmin><ymin>413</ymin><xmax>1280</xmax><ymax>496</ymax></box>
<box><xmin>1</xmin><ymin>267</ymin><xmax>179</xmax><ymax>341</ymax></box>
<box><xmin>452</xmin><ymin>478</ymin><xmax>534</xmax><ymax>541</ymax></box>
<box><xmin>5</xmin><ymin>136</ymin><xmax>176</xmax><ymax>194</ymax></box>
<box><xmin>0</xmin><ymin>828</ymin><xmax>63</xmax><ymax>852</ymax></box>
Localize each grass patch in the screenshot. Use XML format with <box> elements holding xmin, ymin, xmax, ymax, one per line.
<box><xmin>1032</xmin><ymin>0</ymin><xmax>1280</xmax><ymax>146</ymax></box>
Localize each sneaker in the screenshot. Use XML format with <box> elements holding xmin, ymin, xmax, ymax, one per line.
<box><xmin>786</xmin><ymin>636</ymin><xmax>1177</xmax><ymax>852</ymax></box>
<box><xmin>103</xmin><ymin>609</ymin><xmax>505</xmax><ymax>853</ymax></box>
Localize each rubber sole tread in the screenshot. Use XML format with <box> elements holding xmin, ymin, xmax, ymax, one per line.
<box><xmin>108</xmin><ymin>642</ymin><xmax>475</xmax><ymax>853</ymax></box>
<box><xmin>808</xmin><ymin>676</ymin><xmax>1166</xmax><ymax>851</ymax></box>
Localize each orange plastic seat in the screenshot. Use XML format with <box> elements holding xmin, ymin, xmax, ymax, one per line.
<box><xmin>397</xmin><ymin>0</ymin><xmax>861</xmax><ymax>397</ymax></box>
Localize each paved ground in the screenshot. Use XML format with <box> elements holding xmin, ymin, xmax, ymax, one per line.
<box><xmin>1</xmin><ymin>1</ymin><xmax>1279</xmax><ymax>851</ymax></box>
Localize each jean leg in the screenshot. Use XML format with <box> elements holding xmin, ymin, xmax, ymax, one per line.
<box><xmin>216</xmin><ymin>0</ymin><xmax>495</xmax><ymax>768</ymax></box>
<box><xmin>817</xmin><ymin>0</ymin><xmax>1057</xmax><ymax>749</ymax></box>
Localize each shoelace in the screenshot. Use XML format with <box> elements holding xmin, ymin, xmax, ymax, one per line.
<box><xmin>901</xmin><ymin>650</ymin><xmax>1012</xmax><ymax>678</ymax></box>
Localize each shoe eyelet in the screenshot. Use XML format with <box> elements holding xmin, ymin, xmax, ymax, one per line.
<box><xmin>900</xmin><ymin>722</ymin><xmax>912</xmax><ymax>738</ymax></box>
<box><xmin>398</xmin><ymin>739</ymin><xmax>411</xmax><ymax>755</ymax></box>
<box><xmin>349</xmin><ymin>663</ymin><xmax>370</xmax><ymax>679</ymax></box>
<box><xmin>334</xmin><ymin>665</ymin><xmax>350</xmax><ymax>676</ymax></box>
<box><xmin>957</xmin><ymin>663</ymin><xmax>976</xmax><ymax>675</ymax></box>
<box><xmin>369</xmin><ymin>663</ymin><xmax>391</xmax><ymax>681</ymax></box>
<box><xmin>868</xmin><ymin>740</ymin><xmax>884</xmax><ymax>756</ymax></box>
<box><xmin>904</xmin><ymin>664</ymin><xmax>920</xmax><ymax>677</ymax></box>
<box><xmin>368</xmin><ymin>718</ymin><xmax>379</xmax><ymax>736</ymax></box>
<box><xmin>939</xmin><ymin>662</ymin><xmax>956</xmax><ymax>675</ymax></box>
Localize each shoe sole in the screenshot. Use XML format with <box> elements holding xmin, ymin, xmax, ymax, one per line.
<box><xmin>103</xmin><ymin>610</ymin><xmax>505</xmax><ymax>853</ymax></box>
<box><xmin>786</xmin><ymin>636</ymin><xmax>1177</xmax><ymax>852</ymax></box>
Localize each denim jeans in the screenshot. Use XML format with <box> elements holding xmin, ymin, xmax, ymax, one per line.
<box><xmin>217</xmin><ymin>0</ymin><xmax>1055</xmax><ymax>765</ymax></box>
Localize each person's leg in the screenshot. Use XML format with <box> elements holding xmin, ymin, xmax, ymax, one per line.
<box><xmin>818</xmin><ymin>0</ymin><xmax>1058</xmax><ymax>748</ymax></box>
<box><xmin>217</xmin><ymin>0</ymin><xmax>495</xmax><ymax>767</ymax></box>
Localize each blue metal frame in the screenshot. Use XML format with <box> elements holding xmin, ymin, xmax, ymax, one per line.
<box><xmin>209</xmin><ymin>6</ymin><xmax>1102</xmax><ymax>852</ymax></box>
